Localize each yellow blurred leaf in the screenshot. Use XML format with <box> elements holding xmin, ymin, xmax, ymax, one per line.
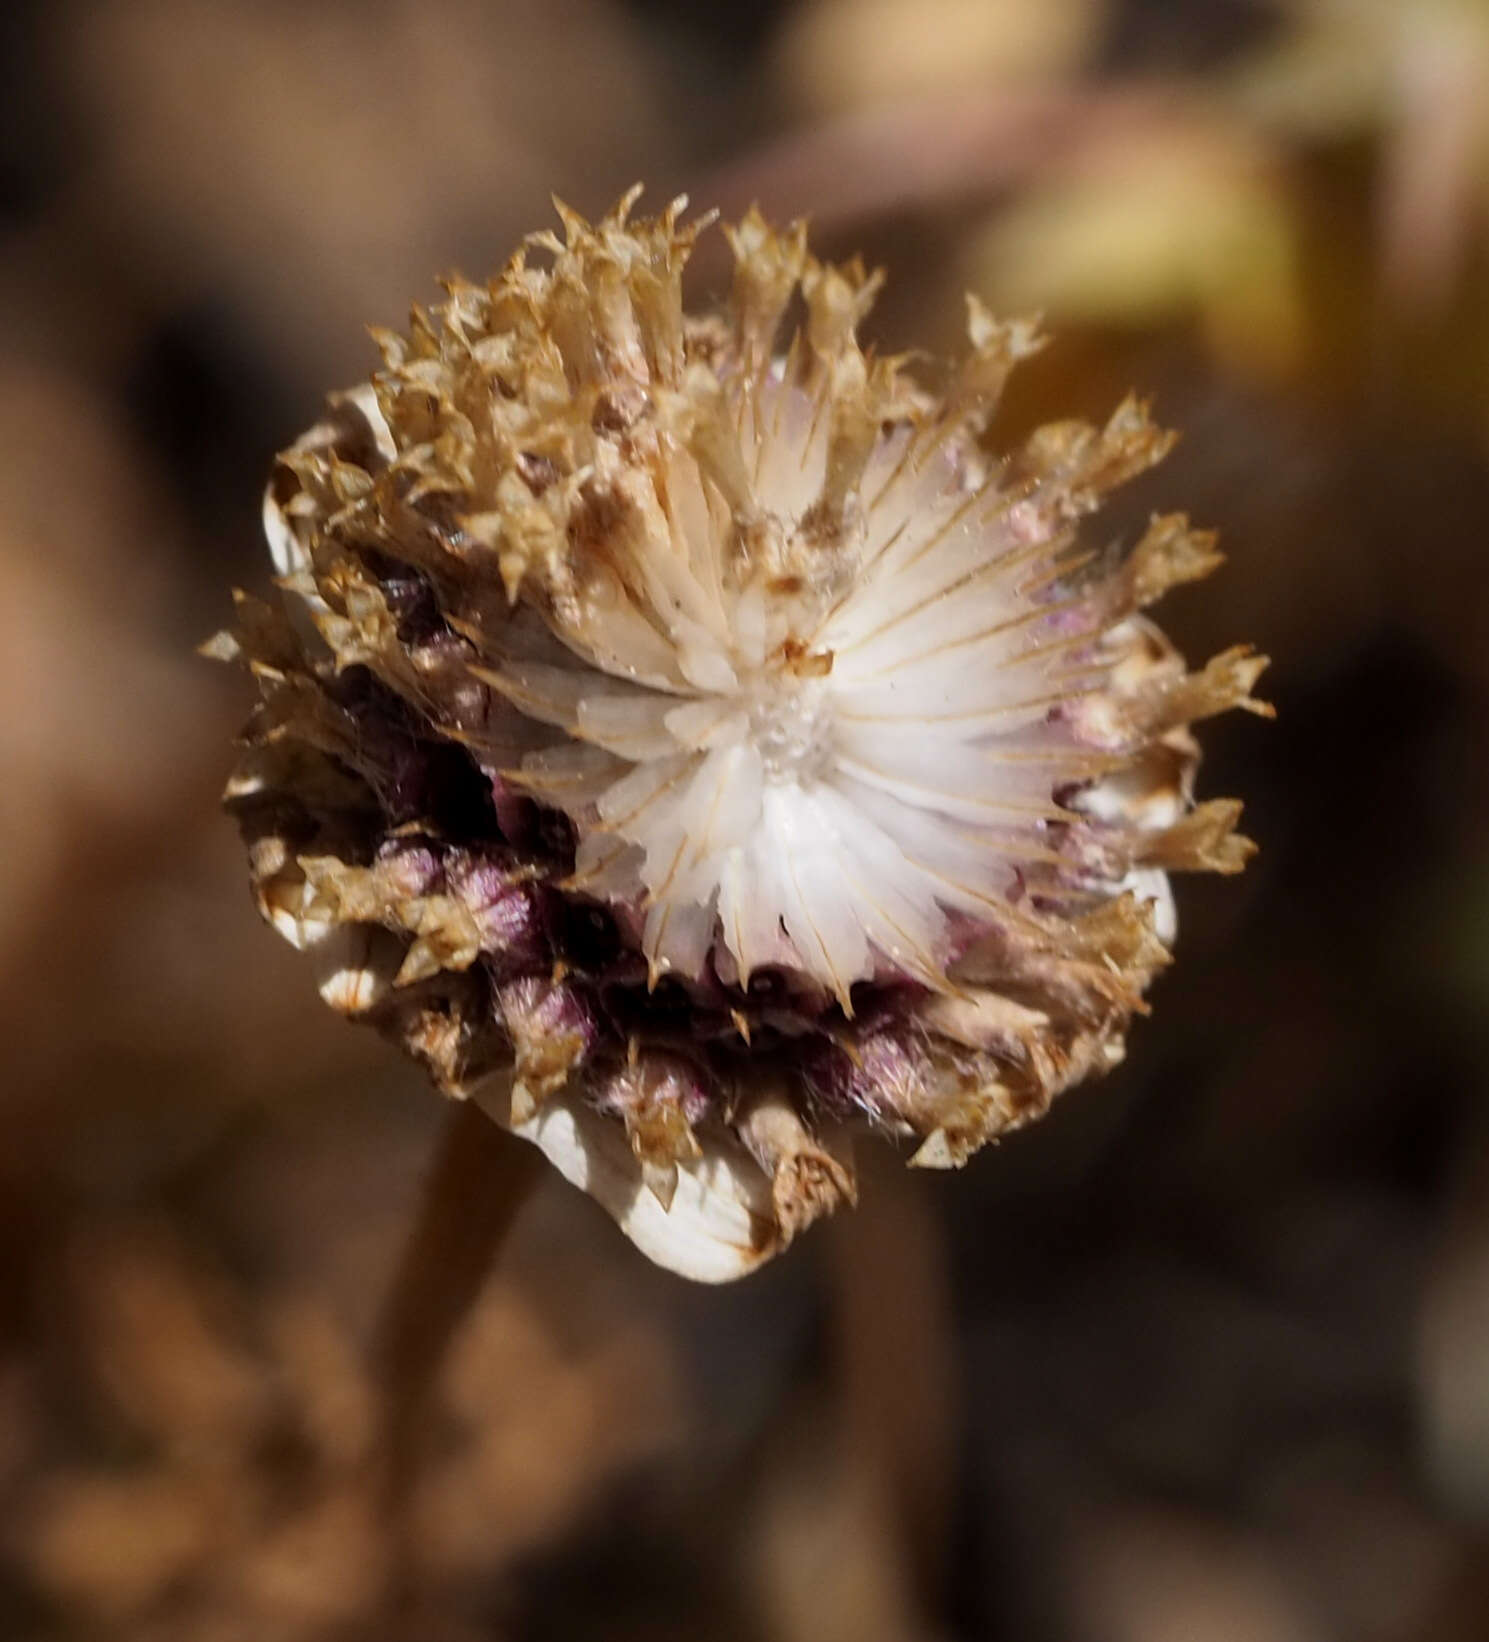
<box><xmin>966</xmin><ymin>128</ymin><xmax>1304</xmax><ymax>377</ymax></box>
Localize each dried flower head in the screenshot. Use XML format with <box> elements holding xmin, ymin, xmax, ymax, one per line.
<box><xmin>212</xmin><ymin>189</ymin><xmax>1268</xmax><ymax>1281</ymax></box>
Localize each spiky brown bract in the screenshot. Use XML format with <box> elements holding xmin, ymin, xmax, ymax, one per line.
<box><xmin>212</xmin><ymin>189</ymin><xmax>1268</xmax><ymax>1282</ymax></box>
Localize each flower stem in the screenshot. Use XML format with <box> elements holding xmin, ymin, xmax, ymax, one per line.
<box><xmin>829</xmin><ymin>1151</ymin><xmax>956</xmax><ymax>1623</ymax></box>
<box><xmin>373</xmin><ymin>1096</ymin><xmax>541</xmax><ymax>1590</ymax></box>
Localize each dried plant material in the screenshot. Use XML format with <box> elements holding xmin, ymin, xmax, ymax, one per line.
<box><xmin>60</xmin><ymin>1226</ymin><xmax>268</xmax><ymax>1455</ymax></box>
<box><xmin>19</xmin><ymin>1470</ymin><xmax>224</xmax><ymax>1626</ymax></box>
<box><xmin>214</xmin><ymin>192</ymin><xmax>1266</xmax><ymax>1280</ymax></box>
<box><xmin>738</xmin><ymin>1085</ymin><xmax>858</xmax><ymax>1241</ymax></box>
<box><xmin>6</xmin><ymin>1218</ymin><xmax>673</xmax><ymax>1635</ymax></box>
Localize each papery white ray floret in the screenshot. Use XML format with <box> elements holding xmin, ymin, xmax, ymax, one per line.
<box><xmin>491</xmin><ymin>325</ymin><xmax>1159</xmax><ymax>999</ymax></box>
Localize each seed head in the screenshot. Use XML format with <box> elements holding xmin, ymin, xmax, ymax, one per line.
<box><xmin>212</xmin><ymin>190</ymin><xmax>1269</xmax><ymax>1280</ymax></box>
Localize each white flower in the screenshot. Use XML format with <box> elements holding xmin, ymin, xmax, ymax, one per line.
<box><xmin>217</xmin><ymin>191</ymin><xmax>1268</xmax><ymax>1278</ymax></box>
<box><xmin>484</xmin><ymin>355</ymin><xmax>1150</xmax><ymax>1009</ymax></box>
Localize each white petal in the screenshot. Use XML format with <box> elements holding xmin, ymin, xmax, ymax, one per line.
<box><xmin>664</xmin><ymin>698</ymin><xmax>748</xmax><ymax>751</ymax></box>
<box><xmin>830</xmin><ymin>772</ymin><xmax>1022</xmax><ymax>913</ymax></box>
<box><xmin>576</xmin><ymin>689</ymin><xmax>682</xmax><ymax>759</ymax></box>
<box><xmin>676</xmin><ymin>632</ymin><xmax>740</xmax><ymax>693</ymax></box>
<box><xmin>661</xmin><ymin>444</ymin><xmax>726</xmax><ymax>609</ymax></box>
<box><xmin>597</xmin><ymin>753</ymin><xmax>696</xmax><ymax>831</ymax></box>
<box><xmin>731</xmin><ymin>578</ymin><xmax>769</xmax><ymax>671</ymax></box>
<box><xmin>515</xmin><ymin>742</ymin><xmax>630</xmax><ymax>810</ymax></box>
<box><xmin>717</xmin><ymin>838</ymin><xmax>789</xmax><ymax>983</ymax></box>
<box><xmin>754</xmin><ymin>377</ymin><xmax>831</xmax><ymax>522</ymax></box>
<box><xmin>761</xmin><ymin>785</ymin><xmax>870</xmax><ymax>1001</ymax></box>
<box><xmin>570</xmin><ymin>833</ymin><xmax>646</xmax><ymax>897</ymax></box>
<box><xmin>644</xmin><ymin>892</ymin><xmax>718</xmax><ymax>978</ymax></box>
<box><xmin>832</xmin><ymin>722</ymin><xmax>1062</xmax><ymax>824</ymax></box>
<box><xmin>679</xmin><ymin>743</ymin><xmax>764</xmax><ymax>865</ymax></box>
<box><xmin>807</xmin><ymin>784</ymin><xmax>948</xmax><ymax>987</ymax></box>
<box><xmin>474</xmin><ymin>1076</ymin><xmax>779</xmax><ymax>1283</ymax></box>
<box><xmin>552</xmin><ymin>566</ymin><xmax>692</xmax><ymax>689</ymax></box>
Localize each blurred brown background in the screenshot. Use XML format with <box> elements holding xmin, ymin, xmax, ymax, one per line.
<box><xmin>4</xmin><ymin>1</ymin><xmax>1489</xmax><ymax>1638</ymax></box>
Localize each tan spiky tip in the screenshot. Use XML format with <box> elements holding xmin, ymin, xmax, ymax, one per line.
<box><xmin>212</xmin><ymin>190</ymin><xmax>1267</xmax><ymax>1280</ymax></box>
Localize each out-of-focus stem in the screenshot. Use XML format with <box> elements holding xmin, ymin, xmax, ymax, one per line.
<box><xmin>828</xmin><ymin>1148</ymin><xmax>957</xmax><ymax>1623</ymax></box>
<box><xmin>373</xmin><ymin>1096</ymin><xmax>541</xmax><ymax>1588</ymax></box>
